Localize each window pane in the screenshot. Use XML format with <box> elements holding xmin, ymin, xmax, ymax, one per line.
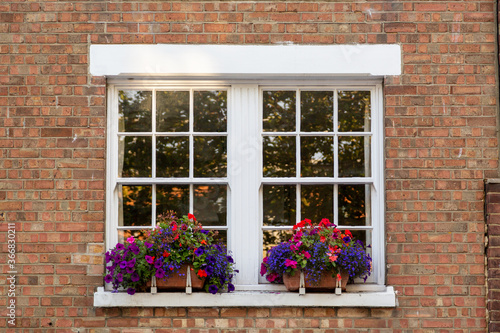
<box><xmin>263</xmin><ymin>185</ymin><xmax>296</xmax><ymax>226</ymax></box>
<box><xmin>156</xmin><ymin>185</ymin><xmax>189</xmax><ymax>218</ymax></box>
<box><xmin>194</xmin><ymin>185</ymin><xmax>227</xmax><ymax>226</ymax></box>
<box><xmin>211</xmin><ymin>229</ymin><xmax>227</xmax><ymax>245</ymax></box>
<box><xmin>119</xmin><ymin>185</ymin><xmax>152</xmax><ymax>227</ymax></box>
<box><xmin>263</xmin><ymin>136</ymin><xmax>296</xmax><ymax>177</ymax></box>
<box><xmin>118</xmin><ymin>229</ymin><xmax>149</xmax><ymax>243</ymax></box>
<box><xmin>301</xmin><ymin>185</ymin><xmax>333</xmax><ymax>222</ymax></box>
<box><xmin>301</xmin><ymin>91</ymin><xmax>333</xmax><ymax>132</ymax></box>
<box><xmin>338</xmin><ymin>91</ymin><xmax>371</xmax><ymax>132</ymax></box>
<box><xmin>156</xmin><ymin>91</ymin><xmax>189</xmax><ymax>132</ymax></box>
<box><xmin>194</xmin><ymin>91</ymin><xmax>227</xmax><ymax>132</ymax></box>
<box><xmin>263</xmin><ymin>90</ymin><xmax>296</xmax><ymax>132</ymax></box>
<box><xmin>263</xmin><ymin>230</ymin><xmax>293</xmax><ymax>257</ymax></box>
<box><xmin>338</xmin><ymin>184</ymin><xmax>371</xmax><ymax>227</ymax></box>
<box><xmin>118</xmin><ymin>90</ymin><xmax>152</xmax><ymax>132</ymax></box>
<box><xmin>119</xmin><ymin>136</ymin><xmax>152</xmax><ymax>177</ymax></box>
<box><xmin>194</xmin><ymin>136</ymin><xmax>227</xmax><ymax>177</ymax></box>
<box><xmin>338</xmin><ymin>136</ymin><xmax>371</xmax><ymax>177</ymax></box>
<box><xmin>156</xmin><ymin>136</ymin><xmax>189</xmax><ymax>177</ymax></box>
<box><xmin>300</xmin><ymin>136</ymin><xmax>334</xmax><ymax>177</ymax></box>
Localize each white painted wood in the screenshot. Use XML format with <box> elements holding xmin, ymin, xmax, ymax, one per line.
<box><xmin>94</xmin><ymin>287</ymin><xmax>397</xmax><ymax>307</ymax></box>
<box><xmin>229</xmin><ymin>85</ymin><xmax>261</xmax><ymax>286</ymax></box>
<box><xmin>90</xmin><ymin>44</ymin><xmax>401</xmax><ymax>77</ymax></box>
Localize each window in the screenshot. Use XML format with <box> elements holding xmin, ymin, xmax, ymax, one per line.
<box><xmin>106</xmin><ymin>81</ymin><xmax>385</xmax><ymax>290</ymax></box>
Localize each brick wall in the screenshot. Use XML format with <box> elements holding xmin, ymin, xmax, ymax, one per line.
<box><xmin>0</xmin><ymin>1</ymin><xmax>497</xmax><ymax>332</ymax></box>
<box><xmin>487</xmin><ymin>181</ymin><xmax>500</xmax><ymax>333</ymax></box>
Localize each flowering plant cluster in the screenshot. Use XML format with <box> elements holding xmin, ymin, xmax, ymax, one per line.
<box><xmin>105</xmin><ymin>213</ymin><xmax>237</xmax><ymax>295</ymax></box>
<box><xmin>260</xmin><ymin>218</ymin><xmax>371</xmax><ymax>285</ymax></box>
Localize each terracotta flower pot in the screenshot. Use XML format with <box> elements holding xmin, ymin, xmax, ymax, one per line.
<box><xmin>283</xmin><ymin>270</ymin><xmax>349</xmax><ymax>292</ymax></box>
<box><xmin>148</xmin><ymin>264</ymin><xmax>205</xmax><ymax>291</ymax></box>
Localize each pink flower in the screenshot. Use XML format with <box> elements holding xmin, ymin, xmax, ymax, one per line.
<box><xmin>260</xmin><ymin>263</ymin><xmax>267</xmax><ymax>276</ymax></box>
<box><xmin>285</xmin><ymin>259</ymin><xmax>297</xmax><ymax>269</ymax></box>
<box><xmin>127</xmin><ymin>237</ymin><xmax>135</xmax><ymax>244</ymax></box>
<box><xmin>301</xmin><ymin>251</ymin><xmax>311</xmax><ymax>259</ymax></box>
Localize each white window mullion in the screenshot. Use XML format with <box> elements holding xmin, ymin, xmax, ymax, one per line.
<box><xmin>230</xmin><ymin>84</ymin><xmax>260</xmax><ymax>287</ymax></box>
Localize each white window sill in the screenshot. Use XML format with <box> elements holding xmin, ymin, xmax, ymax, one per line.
<box><xmin>93</xmin><ymin>286</ymin><xmax>397</xmax><ymax>308</ymax></box>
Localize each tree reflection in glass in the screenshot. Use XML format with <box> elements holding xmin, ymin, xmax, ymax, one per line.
<box><xmin>194</xmin><ymin>137</ymin><xmax>227</xmax><ymax>177</ymax></box>
<box><xmin>263</xmin><ymin>185</ymin><xmax>296</xmax><ymax>226</ymax></box>
<box><xmin>194</xmin><ymin>91</ymin><xmax>227</xmax><ymax>132</ymax></box>
<box><xmin>156</xmin><ymin>185</ymin><xmax>189</xmax><ymax>218</ymax></box>
<box><xmin>263</xmin><ymin>230</ymin><xmax>293</xmax><ymax>257</ymax></box>
<box><xmin>338</xmin><ymin>136</ymin><xmax>371</xmax><ymax>177</ymax></box>
<box><xmin>263</xmin><ymin>136</ymin><xmax>296</xmax><ymax>177</ymax></box>
<box><xmin>194</xmin><ymin>185</ymin><xmax>227</xmax><ymax>227</ymax></box>
<box><xmin>263</xmin><ymin>91</ymin><xmax>296</xmax><ymax>132</ymax></box>
<box><xmin>156</xmin><ymin>137</ymin><xmax>189</xmax><ymax>177</ymax></box>
<box><xmin>118</xmin><ymin>90</ymin><xmax>152</xmax><ymax>132</ymax></box>
<box><xmin>119</xmin><ymin>185</ymin><xmax>152</xmax><ymax>227</ymax></box>
<box><xmin>338</xmin><ymin>184</ymin><xmax>370</xmax><ymax>227</ymax></box>
<box><xmin>300</xmin><ymin>136</ymin><xmax>333</xmax><ymax>177</ymax></box>
<box><xmin>301</xmin><ymin>185</ymin><xmax>334</xmax><ymax>222</ymax></box>
<box><xmin>301</xmin><ymin>91</ymin><xmax>333</xmax><ymax>132</ymax></box>
<box><xmin>119</xmin><ymin>136</ymin><xmax>152</xmax><ymax>177</ymax></box>
<box><xmin>156</xmin><ymin>91</ymin><xmax>189</xmax><ymax>132</ymax></box>
<box><xmin>338</xmin><ymin>91</ymin><xmax>371</xmax><ymax>132</ymax></box>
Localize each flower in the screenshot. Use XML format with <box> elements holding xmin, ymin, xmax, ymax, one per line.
<box><xmin>104</xmin><ymin>212</ymin><xmax>237</xmax><ymax>294</ymax></box>
<box><xmin>261</xmin><ymin>218</ymin><xmax>372</xmax><ymax>286</ymax></box>
<box><xmin>208</xmin><ymin>284</ymin><xmax>218</xmax><ymax>294</ymax></box>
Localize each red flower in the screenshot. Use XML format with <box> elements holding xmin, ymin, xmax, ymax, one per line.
<box><xmin>197</xmin><ymin>269</ymin><xmax>207</xmax><ymax>278</ymax></box>
<box><xmin>163</xmin><ymin>251</ymin><xmax>170</xmax><ymax>258</ymax></box>
<box><xmin>188</xmin><ymin>213</ymin><xmax>196</xmax><ymax>221</ymax></box>
<box><xmin>320</xmin><ymin>236</ymin><xmax>326</xmax><ymax>243</ymax></box>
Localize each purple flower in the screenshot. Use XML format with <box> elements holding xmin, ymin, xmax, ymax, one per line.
<box><xmin>116</xmin><ymin>273</ymin><xmax>123</xmax><ymax>282</ymax></box>
<box><xmin>127</xmin><ymin>288</ymin><xmax>136</xmax><ymax>295</ymax></box>
<box><xmin>129</xmin><ymin>244</ymin><xmax>140</xmax><ymax>255</ymax></box>
<box><xmin>206</xmin><ymin>256</ymin><xmax>216</xmax><ymax>264</ymax></box>
<box><xmin>208</xmin><ymin>284</ymin><xmax>218</xmax><ymax>294</ymax></box>
<box><xmin>343</xmin><ymin>236</ymin><xmax>351</xmax><ymax>243</ymax></box>
<box><xmin>154</xmin><ymin>259</ymin><xmax>162</xmax><ymax>269</ymax></box>
<box><xmin>205</xmin><ymin>266</ymin><xmax>214</xmax><ymax>276</ymax></box>
<box><xmin>155</xmin><ymin>268</ymin><xmax>165</xmax><ymax>279</ymax></box>
<box><xmin>200</xmin><ymin>230</ymin><xmax>209</xmax><ymax>235</ymax></box>
<box><xmin>126</xmin><ymin>266</ymin><xmax>134</xmax><ymax>274</ymax></box>
<box><xmin>181</xmin><ymin>224</ymin><xmax>188</xmax><ymax>231</ymax></box>
<box><xmin>119</xmin><ymin>261</ymin><xmax>128</xmax><ymax>269</ymax></box>
<box><xmin>194</xmin><ymin>247</ymin><xmax>205</xmax><ymax>256</ymax></box>
<box><xmin>227</xmin><ymin>283</ymin><xmax>235</xmax><ymax>292</ymax></box>
<box><xmin>116</xmin><ymin>243</ymin><xmax>124</xmax><ymax>250</ymax></box>
<box><xmin>127</xmin><ymin>258</ymin><xmax>136</xmax><ymax>268</ymax></box>
<box><xmin>104</xmin><ymin>274</ymin><xmax>113</xmax><ymax>283</ymax></box>
<box><xmin>144</xmin><ymin>242</ymin><xmax>153</xmax><ymax>249</ymax></box>
<box><xmin>131</xmin><ymin>272</ymin><xmax>140</xmax><ymax>282</ymax></box>
<box><xmin>226</xmin><ymin>256</ymin><xmax>234</xmax><ymax>263</ymax></box>
<box><xmin>145</xmin><ymin>255</ymin><xmax>154</xmax><ymax>264</ymax></box>
<box><xmin>105</xmin><ymin>252</ymin><xmax>112</xmax><ymax>263</ymax></box>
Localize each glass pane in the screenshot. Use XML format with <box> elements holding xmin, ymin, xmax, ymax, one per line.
<box><xmin>263</xmin><ymin>230</ymin><xmax>293</xmax><ymax>257</ymax></box>
<box><xmin>263</xmin><ymin>90</ymin><xmax>296</xmax><ymax>132</ymax></box>
<box><xmin>194</xmin><ymin>136</ymin><xmax>227</xmax><ymax>177</ymax></box>
<box><xmin>338</xmin><ymin>136</ymin><xmax>371</xmax><ymax>177</ymax></box>
<box><xmin>118</xmin><ymin>90</ymin><xmax>152</xmax><ymax>132</ymax></box>
<box><xmin>119</xmin><ymin>185</ymin><xmax>152</xmax><ymax>227</ymax></box>
<box><xmin>118</xmin><ymin>229</ymin><xmax>149</xmax><ymax>243</ymax></box>
<box><xmin>156</xmin><ymin>185</ymin><xmax>189</xmax><ymax>218</ymax></box>
<box><xmin>338</xmin><ymin>91</ymin><xmax>371</xmax><ymax>132</ymax></box>
<box><xmin>194</xmin><ymin>91</ymin><xmax>227</xmax><ymax>132</ymax></box>
<box><xmin>263</xmin><ymin>185</ymin><xmax>296</xmax><ymax>226</ymax></box>
<box><xmin>156</xmin><ymin>91</ymin><xmax>189</xmax><ymax>132</ymax></box>
<box><xmin>119</xmin><ymin>136</ymin><xmax>152</xmax><ymax>177</ymax></box>
<box><xmin>263</xmin><ymin>136</ymin><xmax>296</xmax><ymax>177</ymax></box>
<box><xmin>156</xmin><ymin>136</ymin><xmax>189</xmax><ymax>177</ymax></box>
<box><xmin>209</xmin><ymin>229</ymin><xmax>227</xmax><ymax>246</ymax></box>
<box><xmin>300</xmin><ymin>136</ymin><xmax>334</xmax><ymax>177</ymax></box>
<box><xmin>301</xmin><ymin>91</ymin><xmax>334</xmax><ymax>132</ymax></box>
<box><xmin>301</xmin><ymin>185</ymin><xmax>333</xmax><ymax>223</ymax></box>
<box><xmin>194</xmin><ymin>185</ymin><xmax>227</xmax><ymax>226</ymax></box>
<box><xmin>338</xmin><ymin>184</ymin><xmax>371</xmax><ymax>226</ymax></box>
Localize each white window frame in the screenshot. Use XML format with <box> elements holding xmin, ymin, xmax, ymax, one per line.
<box><xmin>93</xmin><ymin>44</ymin><xmax>400</xmax><ymax>307</ymax></box>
